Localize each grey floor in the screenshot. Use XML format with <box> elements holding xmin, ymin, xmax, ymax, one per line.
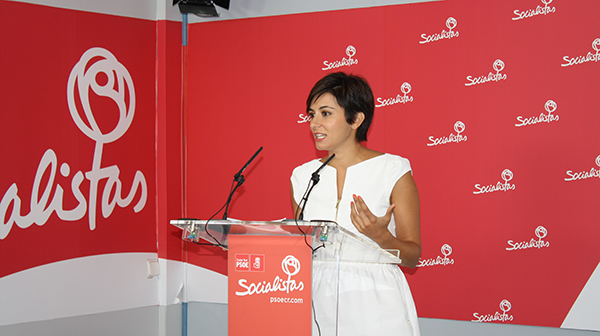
<box><xmin>1</xmin><ymin>303</ymin><xmax>598</xmax><ymax>336</ymax></box>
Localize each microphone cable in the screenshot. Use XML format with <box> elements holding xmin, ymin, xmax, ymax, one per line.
<box><xmin>294</xmin><ymin>177</ymin><xmax>325</xmax><ymax>254</ymax></box>
<box><xmin>294</xmin><ymin>154</ymin><xmax>335</xmax><ymax>253</ymax></box>
<box><xmin>190</xmin><ymin>147</ymin><xmax>263</xmax><ymax>249</ymax></box>
<box><xmin>188</xmin><ymin>177</ymin><xmax>237</xmax><ymax>249</ymax></box>
<box><xmin>294</xmin><ymin>178</ymin><xmax>324</xmax><ymax>336</ymax></box>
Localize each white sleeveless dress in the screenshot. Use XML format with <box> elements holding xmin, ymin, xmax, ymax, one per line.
<box><xmin>291</xmin><ymin>153</ymin><xmax>421</xmax><ymax>336</ymax></box>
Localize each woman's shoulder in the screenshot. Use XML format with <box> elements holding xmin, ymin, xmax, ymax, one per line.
<box><xmin>381</xmin><ymin>152</ymin><xmax>411</xmax><ymax>165</ymax></box>
<box><xmin>375</xmin><ymin>153</ymin><xmax>412</xmax><ymax>177</ymax></box>
<box><xmin>358</xmin><ymin>147</ymin><xmax>409</xmax><ymax>163</ymax></box>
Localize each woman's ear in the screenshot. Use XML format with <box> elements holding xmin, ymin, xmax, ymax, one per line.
<box><xmin>352</xmin><ymin>112</ymin><xmax>365</xmax><ymax>130</ymax></box>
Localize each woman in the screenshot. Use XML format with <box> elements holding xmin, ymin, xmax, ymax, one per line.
<box><xmin>291</xmin><ymin>72</ymin><xmax>421</xmax><ymax>335</ymax></box>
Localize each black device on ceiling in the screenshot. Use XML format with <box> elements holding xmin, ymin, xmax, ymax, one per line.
<box><xmin>173</xmin><ymin>0</ymin><xmax>230</xmax><ymax>17</ymax></box>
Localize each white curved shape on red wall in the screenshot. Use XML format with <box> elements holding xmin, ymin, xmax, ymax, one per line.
<box><xmin>561</xmin><ymin>262</ymin><xmax>600</xmax><ymax>330</ymax></box>
<box><xmin>0</xmin><ymin>253</ymin><xmax>159</xmax><ymax>326</ymax></box>
<box><xmin>183</xmin><ymin>263</ymin><xmax>228</xmax><ymax>304</ymax></box>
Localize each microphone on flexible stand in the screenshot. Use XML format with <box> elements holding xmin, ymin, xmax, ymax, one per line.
<box><xmin>297</xmin><ymin>154</ymin><xmax>335</xmax><ymax>220</ymax></box>
<box><xmin>223</xmin><ymin>146</ymin><xmax>263</xmax><ymax>220</ymax></box>
<box><xmin>197</xmin><ymin>146</ymin><xmax>263</xmax><ymax>249</ymax></box>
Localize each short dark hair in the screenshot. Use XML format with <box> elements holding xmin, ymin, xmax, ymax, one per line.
<box><xmin>306</xmin><ymin>72</ymin><xmax>374</xmax><ymax>142</ymax></box>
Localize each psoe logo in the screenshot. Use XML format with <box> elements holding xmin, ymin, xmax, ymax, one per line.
<box><xmin>417</xmin><ymin>244</ymin><xmax>454</xmax><ymax>267</ymax></box>
<box><xmin>472</xmin><ymin>299</ymin><xmax>514</xmax><ymax>323</ymax></box>
<box><xmin>512</xmin><ymin>0</ymin><xmax>556</xmax><ymax>21</ymax></box>
<box><xmin>420</xmin><ymin>17</ymin><xmax>459</xmax><ymax>44</ymax></box>
<box><xmin>562</xmin><ymin>38</ymin><xmax>600</xmax><ymax>67</ymax></box>
<box><xmin>375</xmin><ymin>82</ymin><xmax>413</xmax><ymax>108</ymax></box>
<box><xmin>564</xmin><ymin>155</ymin><xmax>600</xmax><ymax>182</ymax></box>
<box><xmin>0</xmin><ymin>47</ymin><xmax>147</xmax><ymax>240</ymax></box>
<box><xmin>235</xmin><ymin>255</ymin><xmax>304</xmax><ymax>296</ymax></box>
<box><xmin>465</xmin><ymin>59</ymin><xmax>507</xmax><ymax>86</ymax></box>
<box><xmin>427</xmin><ymin>121</ymin><xmax>467</xmax><ymax>146</ymax></box>
<box><xmin>506</xmin><ymin>226</ymin><xmax>550</xmax><ymax>251</ymax></box>
<box><xmin>235</xmin><ymin>254</ymin><xmax>265</xmax><ymax>272</ymax></box>
<box><xmin>322</xmin><ymin>45</ymin><xmax>359</xmax><ymax>71</ymax></box>
<box><xmin>515</xmin><ymin>99</ymin><xmax>559</xmax><ymax>127</ymax></box>
<box><xmin>473</xmin><ymin>169</ymin><xmax>516</xmax><ymax>194</ymax></box>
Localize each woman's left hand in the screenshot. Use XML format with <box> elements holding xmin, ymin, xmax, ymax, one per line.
<box><xmin>350</xmin><ymin>194</ymin><xmax>395</xmax><ymax>243</ymax></box>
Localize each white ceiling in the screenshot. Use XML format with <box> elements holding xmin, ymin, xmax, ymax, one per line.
<box><xmin>7</xmin><ymin>0</ymin><xmax>439</xmax><ymax>21</ymax></box>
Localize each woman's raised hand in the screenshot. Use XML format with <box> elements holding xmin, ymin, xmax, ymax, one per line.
<box><xmin>350</xmin><ymin>194</ymin><xmax>395</xmax><ymax>243</ymax></box>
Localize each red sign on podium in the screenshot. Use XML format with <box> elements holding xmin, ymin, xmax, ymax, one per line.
<box><xmin>228</xmin><ymin>235</ymin><xmax>312</xmax><ymax>336</ymax></box>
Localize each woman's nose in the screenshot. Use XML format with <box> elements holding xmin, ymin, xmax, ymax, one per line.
<box><xmin>310</xmin><ymin>115</ymin><xmax>320</xmax><ymax>128</ymax></box>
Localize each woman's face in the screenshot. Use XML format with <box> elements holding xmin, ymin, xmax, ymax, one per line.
<box><xmin>308</xmin><ymin>93</ymin><xmax>357</xmax><ymax>152</ymax></box>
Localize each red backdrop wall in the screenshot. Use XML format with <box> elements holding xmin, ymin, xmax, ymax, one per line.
<box><xmin>0</xmin><ymin>0</ymin><xmax>185</xmax><ymax>327</ymax></box>
<box><xmin>184</xmin><ymin>0</ymin><xmax>600</xmax><ymax>328</ymax></box>
<box><xmin>0</xmin><ymin>1</ymin><xmax>158</xmax><ymax>278</ymax></box>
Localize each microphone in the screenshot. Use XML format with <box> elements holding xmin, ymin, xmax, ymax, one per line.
<box><xmin>298</xmin><ymin>154</ymin><xmax>335</xmax><ymax>220</ymax></box>
<box><xmin>223</xmin><ymin>146</ymin><xmax>263</xmax><ymax>220</ymax></box>
<box><xmin>234</xmin><ymin>146</ymin><xmax>263</xmax><ymax>182</ymax></box>
<box><xmin>311</xmin><ymin>153</ymin><xmax>335</xmax><ymax>184</ymax></box>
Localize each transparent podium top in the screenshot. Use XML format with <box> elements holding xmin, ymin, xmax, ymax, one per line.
<box><xmin>170</xmin><ymin>219</ymin><xmax>402</xmax><ymax>265</ymax></box>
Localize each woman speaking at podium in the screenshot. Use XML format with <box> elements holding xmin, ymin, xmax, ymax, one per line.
<box><xmin>291</xmin><ymin>72</ymin><xmax>421</xmax><ymax>335</ymax></box>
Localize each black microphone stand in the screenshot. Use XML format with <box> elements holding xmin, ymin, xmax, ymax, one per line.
<box><xmin>222</xmin><ymin>173</ymin><xmax>245</xmax><ymax>220</ymax></box>
<box><xmin>297</xmin><ymin>154</ymin><xmax>335</xmax><ymax>220</ymax></box>
<box><xmin>222</xmin><ymin>146</ymin><xmax>263</xmax><ymax>220</ymax></box>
